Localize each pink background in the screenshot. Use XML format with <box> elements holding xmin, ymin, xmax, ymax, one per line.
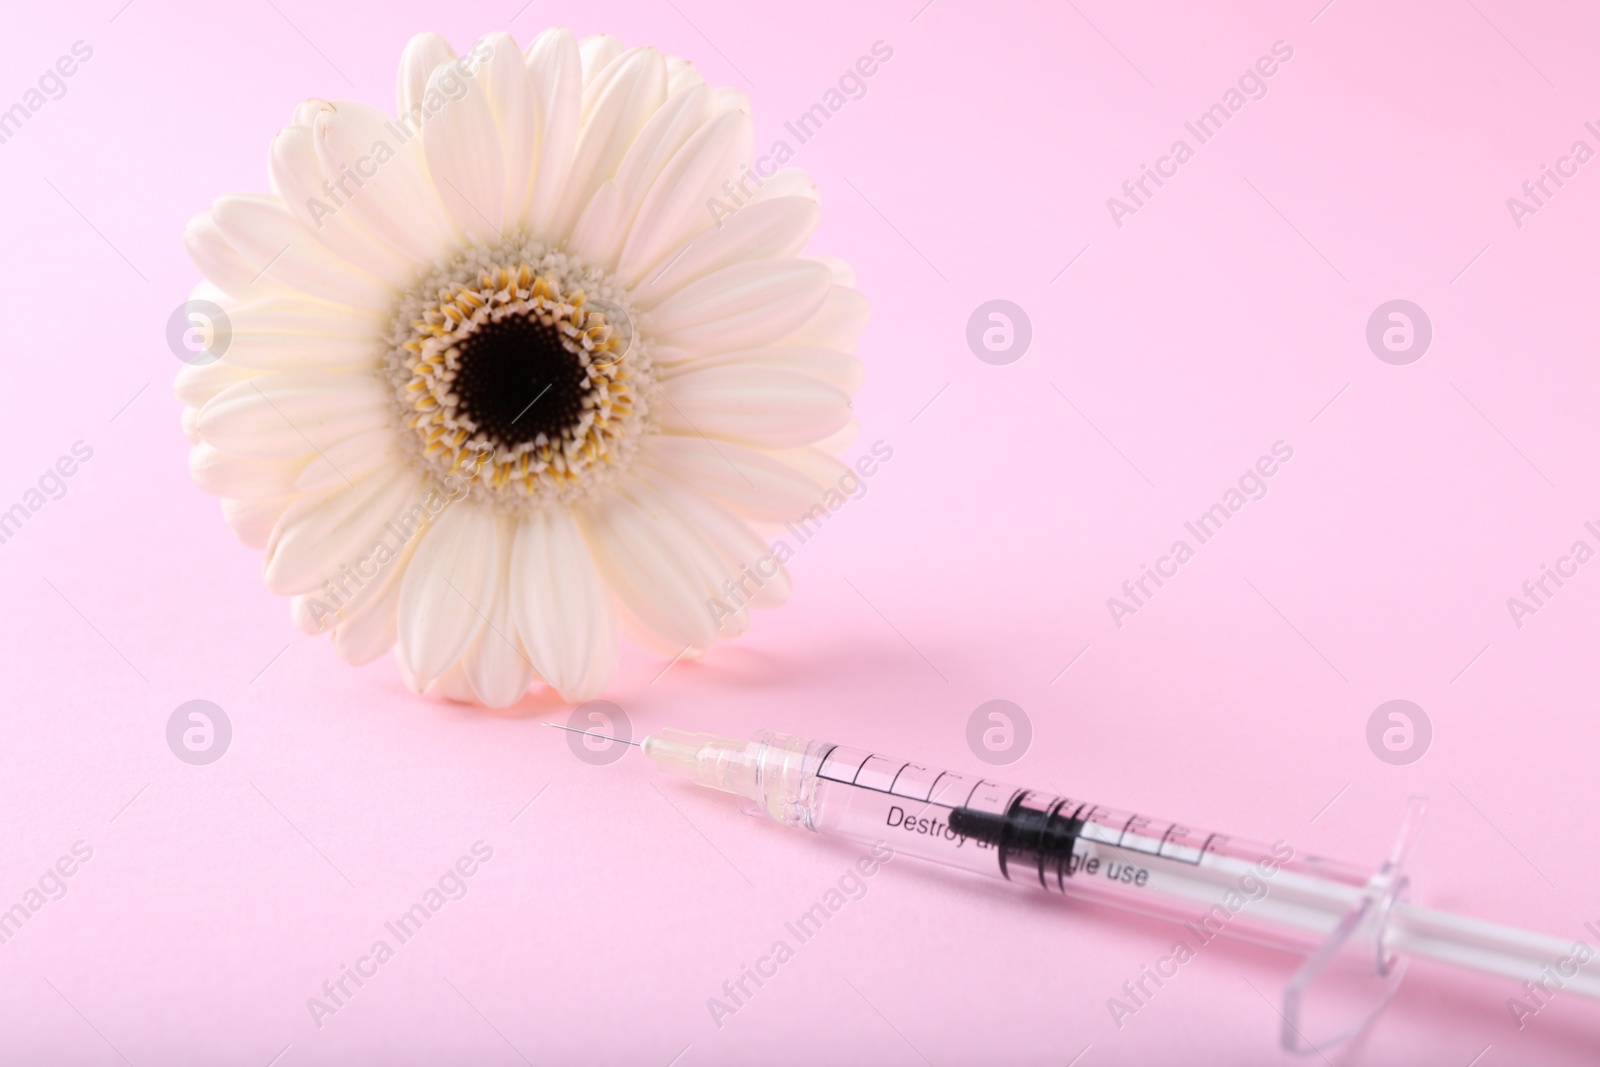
<box><xmin>3</xmin><ymin>0</ymin><xmax>1599</xmax><ymax>1063</ymax></box>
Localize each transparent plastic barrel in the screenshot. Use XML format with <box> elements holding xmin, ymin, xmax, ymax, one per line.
<box><xmin>782</xmin><ymin>738</ymin><xmax>1369</xmax><ymax>956</ymax></box>
<box><xmin>646</xmin><ymin>727</ymin><xmax>1437</xmax><ymax>1051</ymax></box>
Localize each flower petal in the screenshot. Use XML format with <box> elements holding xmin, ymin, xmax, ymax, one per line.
<box><xmin>660</xmin><ymin>483</ymin><xmax>791</xmax><ymax>611</ymax></box>
<box><xmin>641</xmin><ymin>435</ymin><xmax>824</xmax><ymax>523</ymax></box>
<box><xmin>614</xmin><ymin>108</ymin><xmax>754</xmax><ymax>287</ymax></box>
<box><xmin>524</xmin><ymin>28</ymin><xmax>583</xmax><ymax>236</ymax></box>
<box><xmin>197</xmin><ymin>371</ymin><xmax>391</xmax><ymax>459</ymax></box>
<box><xmin>227</xmin><ymin>297</ymin><xmax>387</xmax><ymax>338</ymax></box>
<box><xmin>477</xmin><ymin>31</ymin><xmax>540</xmax><ymax>230</ymax></box>
<box><xmin>328</xmin><ymin>478</ymin><xmax>437</xmax><ymax>663</ymax></box>
<box><xmin>269</xmin><ymin>121</ymin><xmax>416</xmax><ymax>285</ymax></box>
<box><xmin>564</xmin><ymin>181</ymin><xmax>626</xmax><ymax>267</ymax></box>
<box><xmin>422</xmin><ymin>58</ymin><xmax>506</xmax><ymax>243</ymax></box>
<box><xmin>224</xmin><ymin>329</ymin><xmax>383</xmax><ymax>372</ymax></box>
<box><xmin>293</xmin><ymin>427</ymin><xmax>401</xmax><ymax>491</ymax></box>
<box><xmin>264</xmin><ymin>466</ymin><xmax>420</xmax><ymax>595</ymax></box>
<box><xmin>658</xmin><ymin>345</ymin><xmax>863</xmax><ymax>392</ymax></box>
<box><xmin>808</xmin><ymin>255</ymin><xmax>854</xmax><ymax>287</ymax></box>
<box><xmin>396</xmin><ymin>32</ymin><xmax>457</xmax><ymax>118</ymax></box>
<box><xmin>580</xmin><ymin>479</ymin><xmax>729</xmax><ymax>651</ymax></box>
<box><xmin>511</xmin><ymin>506</ymin><xmax>617</xmax><ymax>702</ymax></box>
<box><xmin>209</xmin><ymin>194</ymin><xmax>395</xmax><ymax>310</ymax></box>
<box><xmin>222</xmin><ymin>493</ymin><xmax>294</xmax><ymax>550</ymax></box>
<box><xmin>396</xmin><ymin>503</ymin><xmax>499</xmax><ymax>687</ymax></box>
<box><xmin>568</xmin><ymin>84</ymin><xmax>719</xmax><ymax>269</ymax></box>
<box><xmin>183</xmin><ymin>212</ymin><xmax>294</xmax><ymax>300</ymax></box>
<box><xmin>551</xmin><ymin>47</ymin><xmax>667</xmax><ymax>242</ymax></box>
<box><xmin>655</xmin><ymin>364</ymin><xmax>851</xmax><ymax>448</ymax></box>
<box><xmin>430</xmin><ymin>663</ymin><xmax>479</xmax><ymax>703</ymax></box>
<box><xmin>666</xmin><ymin>55</ymin><xmax>703</xmax><ymax>94</ymax></box>
<box><xmin>781</xmin><ymin>284</ymin><xmax>871</xmax><ymax>351</ymax></box>
<box><xmin>311</xmin><ymin>101</ymin><xmax>458</xmax><ymax>266</ymax></box>
<box><xmin>189</xmin><ymin>443</ymin><xmax>310</xmax><ymax>499</ymax></box>
<box><xmin>462</xmin><ymin>519</ymin><xmax>538</xmax><ymax>707</ymax></box>
<box><xmin>628</xmin><ymin>195</ymin><xmax>819</xmax><ymax>308</ymax></box>
<box><xmin>174</xmin><ymin>359</ymin><xmax>260</xmax><ymax>408</ymax></box>
<box><xmin>765</xmin><ymin>444</ymin><xmax>854</xmax><ymax>488</ymax></box>
<box><xmin>811</xmin><ymin>419</ymin><xmax>860</xmax><ymax>457</ymax></box>
<box><xmin>291</xmin><ymin>593</ymin><xmax>326</xmax><ymax>636</ymax></box>
<box><xmin>329</xmin><ymin>566</ymin><xmax>404</xmax><ymax>665</ymax></box>
<box><xmin>748</xmin><ymin>166</ymin><xmax>818</xmax><ymax>203</ymax></box>
<box><xmin>646</xmin><ymin>259</ymin><xmax>832</xmax><ymax>355</ymax></box>
<box><xmin>578</xmin><ymin>34</ymin><xmax>625</xmax><ymax>85</ymax></box>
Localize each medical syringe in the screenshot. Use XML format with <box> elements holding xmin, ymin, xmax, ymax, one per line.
<box><xmin>548</xmin><ymin>722</ymin><xmax>1598</xmax><ymax>1052</ymax></box>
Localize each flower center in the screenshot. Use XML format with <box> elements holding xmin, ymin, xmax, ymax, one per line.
<box><xmin>384</xmin><ymin>242</ymin><xmax>651</xmax><ymax>510</ymax></box>
<box><xmin>451</xmin><ymin>311</ymin><xmax>591</xmax><ymax>450</ymax></box>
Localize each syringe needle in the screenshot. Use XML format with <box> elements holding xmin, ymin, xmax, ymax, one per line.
<box><xmin>541</xmin><ymin>721</ymin><xmax>641</xmax><ymax>747</ymax></box>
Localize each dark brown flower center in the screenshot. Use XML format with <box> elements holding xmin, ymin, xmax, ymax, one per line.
<box><xmin>451</xmin><ymin>313</ymin><xmax>591</xmax><ymax>448</ymax></box>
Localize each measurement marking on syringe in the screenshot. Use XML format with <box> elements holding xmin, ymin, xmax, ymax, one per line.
<box><xmin>1078</xmin><ymin>806</ymin><xmax>1102</xmax><ymax>843</ymax></box>
<box><xmin>819</xmin><ymin>765</ymin><xmax>962</xmax><ymax>810</ymax></box>
<box><xmin>816</xmin><ymin>765</ymin><xmax>1205</xmax><ymax>868</ymax></box>
<box><xmin>1058</xmin><ymin>803</ymin><xmax>1088</xmax><ymax>891</ymax></box>
<box><xmin>966</xmin><ymin>777</ymin><xmax>1004</xmax><ymax>809</ymax></box>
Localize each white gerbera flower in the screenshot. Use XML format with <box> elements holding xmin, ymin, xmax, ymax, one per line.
<box><xmin>176</xmin><ymin>29</ymin><xmax>867</xmax><ymax>706</ymax></box>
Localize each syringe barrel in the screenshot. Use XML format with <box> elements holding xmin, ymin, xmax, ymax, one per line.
<box><xmin>740</xmin><ymin>729</ymin><xmax>1372</xmax><ymax>957</ymax></box>
<box><xmin>642</xmin><ymin>725</ymin><xmax>1600</xmax><ymax>1049</ymax></box>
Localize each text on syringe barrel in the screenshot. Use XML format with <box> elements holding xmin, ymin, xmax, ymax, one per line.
<box><xmin>798</xmin><ymin>742</ymin><xmax>1373</xmax><ymax>954</ymax></box>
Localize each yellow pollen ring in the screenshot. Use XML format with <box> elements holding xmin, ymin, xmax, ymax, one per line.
<box><xmin>390</xmin><ymin>260</ymin><xmax>645</xmax><ymax>509</ymax></box>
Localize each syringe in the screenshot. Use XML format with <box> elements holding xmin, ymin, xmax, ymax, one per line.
<box><xmin>550</xmin><ymin>722</ymin><xmax>1599</xmax><ymax>1052</ymax></box>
